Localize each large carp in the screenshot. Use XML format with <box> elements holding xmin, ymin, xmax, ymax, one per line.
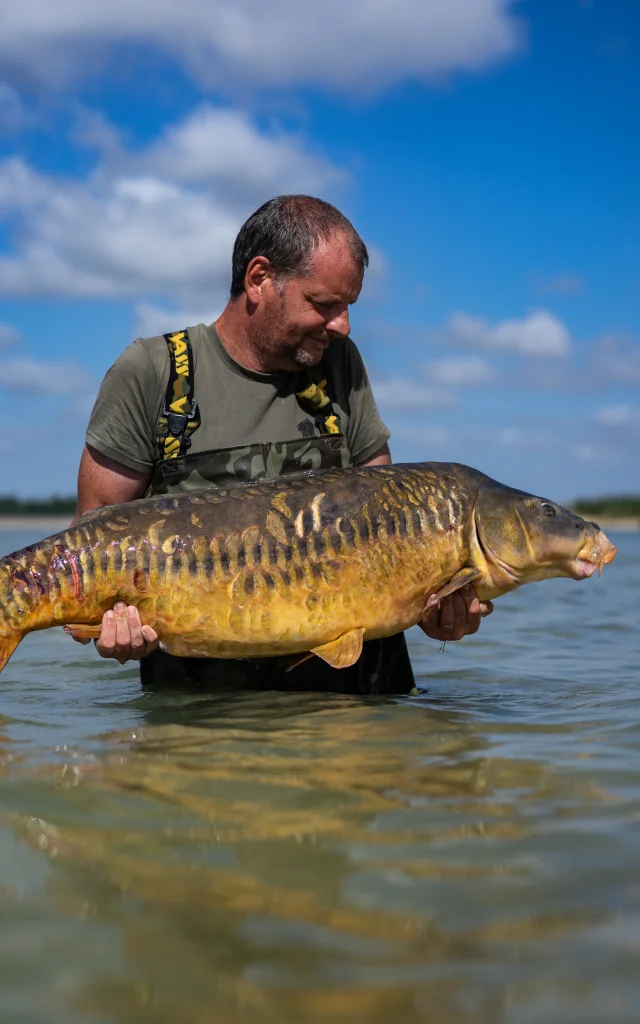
<box><xmin>0</xmin><ymin>463</ymin><xmax>616</xmax><ymax>674</ymax></box>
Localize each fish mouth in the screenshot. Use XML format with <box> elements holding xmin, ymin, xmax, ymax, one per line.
<box><xmin>568</xmin><ymin>530</ymin><xmax>617</xmax><ymax>580</ymax></box>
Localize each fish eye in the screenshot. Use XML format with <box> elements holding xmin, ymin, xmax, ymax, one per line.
<box><xmin>541</xmin><ymin>502</ymin><xmax>556</xmax><ymax>517</ymax></box>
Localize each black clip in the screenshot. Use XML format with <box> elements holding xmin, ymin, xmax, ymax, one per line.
<box><xmin>165</xmin><ymin>399</ymin><xmax>199</xmax><ymax>437</ymax></box>
<box><xmin>167</xmin><ymin>412</ymin><xmax>188</xmax><ymax>436</ymax></box>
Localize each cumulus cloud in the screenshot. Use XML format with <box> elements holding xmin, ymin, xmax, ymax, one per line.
<box><xmin>594</xmin><ymin>404</ymin><xmax>638</xmax><ymax>427</ymax></box>
<box><xmin>0</xmin><ymin>105</ymin><xmax>341</xmax><ymax>303</ymax></box>
<box><xmin>425</xmin><ymin>355</ymin><xmax>497</xmax><ymax>386</ymax></box>
<box><xmin>371</xmin><ymin>377</ymin><xmax>457</xmax><ymax>411</ymax></box>
<box><xmin>1</xmin><ymin>1</ymin><xmax>522</xmax><ymax>94</ymax></box>
<box><xmin>0</xmin><ymin>357</ymin><xmax>94</xmax><ymax>396</ymax></box>
<box><xmin>447</xmin><ymin>309</ymin><xmax>571</xmax><ymax>357</ymax></box>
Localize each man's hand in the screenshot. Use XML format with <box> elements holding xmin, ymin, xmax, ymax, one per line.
<box><xmin>420</xmin><ymin>584</ymin><xmax>493</xmax><ymax>643</ymax></box>
<box><xmin>72</xmin><ymin>602</ymin><xmax>159</xmax><ymax>664</ymax></box>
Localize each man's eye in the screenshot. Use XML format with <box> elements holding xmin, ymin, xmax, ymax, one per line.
<box><xmin>541</xmin><ymin>502</ymin><xmax>556</xmax><ymax>517</ymax></box>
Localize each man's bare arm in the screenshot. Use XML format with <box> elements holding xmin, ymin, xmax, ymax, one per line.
<box><xmin>361</xmin><ymin>442</ymin><xmax>392</xmax><ymax>467</ymax></box>
<box><xmin>75</xmin><ymin>444</ymin><xmax>150</xmax><ymax>520</ymax></box>
<box><xmin>71</xmin><ymin>444</ymin><xmax>159</xmax><ymax>661</ymax></box>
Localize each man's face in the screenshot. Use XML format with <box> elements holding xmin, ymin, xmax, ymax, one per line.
<box><xmin>249</xmin><ymin>233</ymin><xmax>364</xmax><ymax>372</ymax></box>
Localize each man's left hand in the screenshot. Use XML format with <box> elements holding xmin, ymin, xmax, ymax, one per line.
<box><xmin>420</xmin><ymin>584</ymin><xmax>494</xmax><ymax>643</ymax></box>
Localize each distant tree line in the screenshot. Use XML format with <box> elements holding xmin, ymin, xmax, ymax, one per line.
<box><xmin>0</xmin><ymin>495</ymin><xmax>77</xmax><ymax>515</ymax></box>
<box><xmin>1</xmin><ymin>492</ymin><xmax>639</xmax><ymax>518</ymax></box>
<box><xmin>572</xmin><ymin>495</ymin><xmax>640</xmax><ymax>518</ymax></box>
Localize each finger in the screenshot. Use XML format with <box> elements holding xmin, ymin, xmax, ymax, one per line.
<box><xmin>479</xmin><ymin>600</ymin><xmax>494</xmax><ymax>618</ymax></box>
<box><xmin>141</xmin><ymin>626</ymin><xmax>160</xmax><ymax>657</ymax></box>
<box><xmin>450</xmin><ymin>591</ymin><xmax>468</xmax><ymax>640</ymax></box>
<box><xmin>113</xmin><ymin>602</ymin><xmax>131</xmax><ymax>650</ymax></box>
<box><xmin>96</xmin><ymin>609</ymin><xmax>117</xmax><ymax>657</ymax></box>
<box><xmin>456</xmin><ymin>587</ymin><xmax>481</xmax><ymax>635</ymax></box>
<box><xmin>127</xmin><ymin>605</ymin><xmax>145</xmax><ymax>653</ymax></box>
<box><xmin>460</xmin><ymin>583</ymin><xmax>481</xmax><ymax>616</ymax></box>
<box><xmin>419</xmin><ymin>616</ymin><xmax>449</xmax><ymax>641</ymax></box>
<box><xmin>438</xmin><ymin>595</ymin><xmax>456</xmax><ymax>630</ymax></box>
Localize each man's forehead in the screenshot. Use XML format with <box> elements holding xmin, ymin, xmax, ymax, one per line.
<box><xmin>304</xmin><ymin>237</ymin><xmax>363</xmax><ymax>297</ymax></box>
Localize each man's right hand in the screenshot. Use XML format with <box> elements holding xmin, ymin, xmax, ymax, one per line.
<box><xmin>72</xmin><ymin>602</ymin><xmax>159</xmax><ymax>664</ymax></box>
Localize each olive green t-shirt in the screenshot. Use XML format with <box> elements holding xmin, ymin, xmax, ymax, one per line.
<box><xmin>86</xmin><ymin>323</ymin><xmax>390</xmax><ymax>474</ymax></box>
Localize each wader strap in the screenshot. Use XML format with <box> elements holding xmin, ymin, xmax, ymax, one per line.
<box><xmin>156</xmin><ymin>329</ymin><xmax>201</xmax><ymax>461</ymax></box>
<box><xmin>296</xmin><ymin>372</ymin><xmax>341</xmax><ymax>436</ymax></box>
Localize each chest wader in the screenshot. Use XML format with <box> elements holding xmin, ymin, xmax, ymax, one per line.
<box><xmin>139</xmin><ymin>328</ymin><xmax>416</xmax><ymax>695</ymax></box>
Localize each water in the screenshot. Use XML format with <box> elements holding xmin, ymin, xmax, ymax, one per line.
<box><xmin>0</xmin><ymin>528</ymin><xmax>638</xmax><ymax>1024</ymax></box>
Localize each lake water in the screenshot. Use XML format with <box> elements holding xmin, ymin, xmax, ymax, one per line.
<box><xmin>0</xmin><ymin>527</ymin><xmax>638</xmax><ymax>1024</ymax></box>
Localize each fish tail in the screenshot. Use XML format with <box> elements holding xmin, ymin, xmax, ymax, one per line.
<box><xmin>0</xmin><ymin>559</ymin><xmax>24</xmax><ymax>673</ymax></box>
<box><xmin>0</xmin><ymin>625</ymin><xmax>21</xmax><ymax>674</ymax></box>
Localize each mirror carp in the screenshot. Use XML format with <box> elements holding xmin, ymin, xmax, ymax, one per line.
<box><xmin>0</xmin><ymin>463</ymin><xmax>617</xmax><ymax>675</ymax></box>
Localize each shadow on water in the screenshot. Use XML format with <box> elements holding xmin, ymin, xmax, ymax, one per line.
<box><xmin>0</xmin><ymin>531</ymin><xmax>639</xmax><ymax>1021</ymax></box>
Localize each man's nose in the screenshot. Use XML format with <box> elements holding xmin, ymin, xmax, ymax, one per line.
<box><xmin>326</xmin><ymin>308</ymin><xmax>350</xmax><ymax>338</ymax></box>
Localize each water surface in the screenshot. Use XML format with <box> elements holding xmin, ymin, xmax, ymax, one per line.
<box><xmin>0</xmin><ymin>528</ymin><xmax>638</xmax><ymax>1023</ymax></box>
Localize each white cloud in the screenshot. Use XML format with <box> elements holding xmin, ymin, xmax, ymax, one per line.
<box><xmin>371</xmin><ymin>376</ymin><xmax>457</xmax><ymax>411</ymax></box>
<box><xmin>133</xmin><ymin>302</ymin><xmax>219</xmax><ymax>339</ymax></box>
<box><xmin>594</xmin><ymin>405</ymin><xmax>638</xmax><ymax>427</ymax></box>
<box><xmin>0</xmin><ymin>357</ymin><xmax>94</xmax><ymax>396</ymax></box>
<box><xmin>573</xmin><ymin>443</ymin><xmax>619</xmax><ymax>464</ymax></box>
<box><xmin>0</xmin><ymin>106</ymin><xmax>341</xmax><ymax>303</ymax></box>
<box><xmin>448</xmin><ymin>309</ymin><xmax>571</xmax><ymax>357</ymax></box>
<box><xmin>425</xmin><ymin>355</ymin><xmax>497</xmax><ymax>386</ymax></box>
<box><xmin>1</xmin><ymin>1</ymin><xmax>522</xmax><ymax>94</ymax></box>
<box><xmin>120</xmin><ymin>106</ymin><xmax>343</xmax><ymax>197</ymax></box>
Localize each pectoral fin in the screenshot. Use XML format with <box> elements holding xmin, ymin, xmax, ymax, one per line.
<box><xmin>63</xmin><ymin>624</ymin><xmax>102</xmax><ymax>640</ymax></box>
<box><xmin>424</xmin><ymin>567</ymin><xmax>482</xmax><ymax>611</ymax></box>
<box><xmin>310</xmin><ymin>628</ymin><xmax>365</xmax><ymax>669</ymax></box>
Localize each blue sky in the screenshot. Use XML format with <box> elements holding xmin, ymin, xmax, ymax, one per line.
<box><xmin>0</xmin><ymin>0</ymin><xmax>638</xmax><ymax>501</ymax></box>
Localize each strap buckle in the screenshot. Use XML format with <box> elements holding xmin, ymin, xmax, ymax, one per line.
<box><xmin>164</xmin><ymin>399</ymin><xmax>199</xmax><ymax>436</ymax></box>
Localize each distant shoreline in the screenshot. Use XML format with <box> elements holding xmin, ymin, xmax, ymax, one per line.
<box><xmin>0</xmin><ymin>516</ymin><xmax>72</xmax><ymax>532</ymax></box>
<box><xmin>585</xmin><ymin>517</ymin><xmax>640</xmax><ymax>531</ymax></box>
<box><xmin>0</xmin><ymin>514</ymin><xmax>638</xmax><ymax>534</ymax></box>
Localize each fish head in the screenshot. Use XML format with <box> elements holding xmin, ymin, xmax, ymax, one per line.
<box><xmin>470</xmin><ymin>484</ymin><xmax>617</xmax><ymax>598</ymax></box>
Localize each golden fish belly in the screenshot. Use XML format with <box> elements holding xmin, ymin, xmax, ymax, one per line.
<box><xmin>129</xmin><ymin>530</ymin><xmax>440</xmax><ymax>659</ymax></box>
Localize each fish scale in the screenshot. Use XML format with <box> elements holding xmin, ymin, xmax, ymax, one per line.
<box><xmin>0</xmin><ymin>462</ymin><xmax>616</xmax><ymax>675</ymax></box>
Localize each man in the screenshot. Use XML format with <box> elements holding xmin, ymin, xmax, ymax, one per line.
<box><xmin>74</xmin><ymin>195</ymin><xmax>491</xmax><ymax>692</ymax></box>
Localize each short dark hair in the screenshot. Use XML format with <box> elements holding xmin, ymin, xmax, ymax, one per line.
<box><xmin>230</xmin><ymin>195</ymin><xmax>369</xmax><ymax>298</ymax></box>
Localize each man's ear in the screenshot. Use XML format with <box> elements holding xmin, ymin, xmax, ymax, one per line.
<box><xmin>245</xmin><ymin>256</ymin><xmax>275</xmax><ymax>305</ymax></box>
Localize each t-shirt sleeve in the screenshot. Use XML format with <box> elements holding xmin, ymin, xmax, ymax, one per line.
<box><xmin>85</xmin><ymin>339</ymin><xmax>166</xmax><ymax>473</ymax></box>
<box><xmin>341</xmin><ymin>339</ymin><xmax>391</xmax><ymax>465</ymax></box>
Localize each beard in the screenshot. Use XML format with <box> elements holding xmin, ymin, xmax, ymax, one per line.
<box><xmin>249</xmin><ymin>294</ymin><xmax>330</xmax><ymax>372</ymax></box>
<box><xmin>292</xmin><ymin>342</ymin><xmax>324</xmax><ymax>368</ymax></box>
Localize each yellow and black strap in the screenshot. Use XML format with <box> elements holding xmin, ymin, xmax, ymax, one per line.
<box><xmin>156</xmin><ymin>329</ymin><xmax>201</xmax><ymax>461</ymax></box>
<box><xmin>296</xmin><ymin>372</ymin><xmax>341</xmax><ymax>436</ymax></box>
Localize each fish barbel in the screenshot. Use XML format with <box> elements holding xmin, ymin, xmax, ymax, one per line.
<box><xmin>0</xmin><ymin>463</ymin><xmax>617</xmax><ymax>674</ymax></box>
